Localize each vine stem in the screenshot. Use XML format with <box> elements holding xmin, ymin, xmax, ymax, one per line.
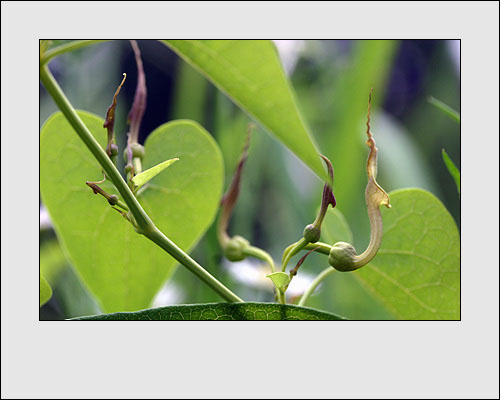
<box><xmin>304</xmin><ymin>241</ymin><xmax>331</xmax><ymax>255</ymax></box>
<box><xmin>40</xmin><ymin>40</ymin><xmax>109</xmax><ymax>65</ymax></box>
<box><xmin>40</xmin><ymin>63</ymin><xmax>243</xmax><ymax>303</ymax></box>
<box><xmin>298</xmin><ymin>266</ymin><xmax>335</xmax><ymax>307</ymax></box>
<box><xmin>243</xmin><ymin>246</ymin><xmax>276</xmax><ymax>273</ymax></box>
<box><xmin>281</xmin><ymin>238</ymin><xmax>307</xmax><ymax>272</ymax></box>
<box><xmin>241</xmin><ymin>246</ymin><xmax>285</xmax><ymax>304</ymax></box>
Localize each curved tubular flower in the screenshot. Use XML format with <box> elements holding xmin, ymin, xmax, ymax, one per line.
<box><xmin>329</xmin><ymin>89</ymin><xmax>391</xmax><ymax>272</ymax></box>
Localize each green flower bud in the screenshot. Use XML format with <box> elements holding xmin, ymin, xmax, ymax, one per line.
<box><xmin>303</xmin><ymin>224</ymin><xmax>321</xmax><ymax>243</ymax></box>
<box><xmin>124</xmin><ymin>144</ymin><xmax>145</xmax><ymax>161</ymax></box>
<box><xmin>224</xmin><ymin>235</ymin><xmax>250</xmax><ymax>262</ymax></box>
<box><xmin>125</xmin><ymin>163</ymin><xmax>133</xmax><ymax>173</ymax></box>
<box><xmin>110</xmin><ymin>143</ymin><xmax>119</xmax><ymax>157</ymax></box>
<box><xmin>131</xmin><ymin>143</ymin><xmax>145</xmax><ymax>159</ymax></box>
<box><xmin>107</xmin><ymin>194</ymin><xmax>119</xmax><ymax>206</ymax></box>
<box><xmin>329</xmin><ymin>242</ymin><xmax>357</xmax><ymax>272</ymax></box>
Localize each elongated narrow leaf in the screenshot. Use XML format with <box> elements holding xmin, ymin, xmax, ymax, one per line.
<box><xmin>428</xmin><ymin>96</ymin><xmax>460</xmax><ymax>123</ymax></box>
<box><xmin>131</xmin><ymin>158</ymin><xmax>178</xmax><ymax>190</ymax></box>
<box><xmin>72</xmin><ymin>302</ymin><xmax>346</xmax><ymax>320</ymax></box>
<box><xmin>442</xmin><ymin>149</ymin><xmax>460</xmax><ymax>194</ymax></box>
<box><xmin>40</xmin><ymin>275</ymin><xmax>52</xmax><ymax>307</ymax></box>
<box><xmin>322</xmin><ymin>189</ymin><xmax>460</xmax><ymax>320</ymax></box>
<box><xmin>162</xmin><ymin>40</ymin><xmax>328</xmax><ymax>182</ymax></box>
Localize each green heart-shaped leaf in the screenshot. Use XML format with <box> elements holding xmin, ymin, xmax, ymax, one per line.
<box><xmin>323</xmin><ymin>189</ymin><xmax>460</xmax><ymax>320</ymax></box>
<box><xmin>40</xmin><ymin>112</ymin><xmax>223</xmax><ymax>312</ymax></box>
<box><xmin>71</xmin><ymin>302</ymin><xmax>347</xmax><ymax>320</ymax></box>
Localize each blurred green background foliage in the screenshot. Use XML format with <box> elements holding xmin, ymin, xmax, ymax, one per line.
<box><xmin>40</xmin><ymin>40</ymin><xmax>460</xmax><ymax>320</ymax></box>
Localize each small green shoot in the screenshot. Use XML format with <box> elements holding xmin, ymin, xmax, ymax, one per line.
<box><xmin>131</xmin><ymin>158</ymin><xmax>179</xmax><ymax>190</ymax></box>
<box><xmin>266</xmin><ymin>272</ymin><xmax>291</xmax><ymax>292</ymax></box>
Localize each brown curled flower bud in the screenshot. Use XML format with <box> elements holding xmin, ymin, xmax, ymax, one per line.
<box><xmin>217</xmin><ymin>123</ymin><xmax>253</xmax><ymax>248</ymax></box>
<box><xmin>104</xmin><ymin>73</ymin><xmax>126</xmax><ymax>157</ymax></box>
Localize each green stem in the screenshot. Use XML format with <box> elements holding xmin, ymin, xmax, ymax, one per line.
<box><xmin>304</xmin><ymin>241</ymin><xmax>332</xmax><ymax>255</ymax></box>
<box><xmin>115</xmin><ymin>199</ymin><xmax>129</xmax><ymax>212</ymax></box>
<box><xmin>242</xmin><ymin>246</ymin><xmax>285</xmax><ymax>304</ymax></box>
<box><xmin>40</xmin><ymin>63</ymin><xmax>243</xmax><ymax>304</ymax></box>
<box><xmin>41</xmin><ymin>40</ymin><xmax>109</xmax><ymax>65</ymax></box>
<box><xmin>298</xmin><ymin>266</ymin><xmax>335</xmax><ymax>307</ymax></box>
<box><xmin>281</xmin><ymin>238</ymin><xmax>307</xmax><ymax>272</ymax></box>
<box><xmin>148</xmin><ymin>228</ymin><xmax>243</xmax><ymax>302</ymax></box>
<box><xmin>278</xmin><ymin>291</ymin><xmax>286</xmax><ymax>304</ymax></box>
<box><xmin>243</xmin><ymin>246</ymin><xmax>276</xmax><ymax>273</ymax></box>
<box><xmin>133</xmin><ymin>157</ymin><xmax>143</xmax><ymax>175</ymax></box>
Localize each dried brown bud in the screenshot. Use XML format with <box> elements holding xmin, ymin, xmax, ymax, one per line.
<box><xmin>217</xmin><ymin>124</ymin><xmax>253</xmax><ymax>247</ymax></box>
<box><xmin>104</xmin><ymin>73</ymin><xmax>126</xmax><ymax>157</ymax></box>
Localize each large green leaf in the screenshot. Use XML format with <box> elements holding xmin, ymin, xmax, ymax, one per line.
<box><xmin>162</xmin><ymin>40</ymin><xmax>328</xmax><ymax>182</ymax></box>
<box><xmin>40</xmin><ymin>239</ymin><xmax>67</xmax><ymax>285</ymax></box>
<box><xmin>40</xmin><ymin>112</ymin><xmax>223</xmax><ymax>312</ymax></box>
<box><xmin>72</xmin><ymin>302</ymin><xmax>346</xmax><ymax>320</ymax></box>
<box><xmin>323</xmin><ymin>189</ymin><xmax>460</xmax><ymax>320</ymax></box>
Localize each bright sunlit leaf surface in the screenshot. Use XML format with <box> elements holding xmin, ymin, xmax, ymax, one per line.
<box><xmin>40</xmin><ymin>112</ymin><xmax>224</xmax><ymax>312</ymax></box>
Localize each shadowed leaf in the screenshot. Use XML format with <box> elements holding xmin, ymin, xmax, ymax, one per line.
<box><xmin>72</xmin><ymin>302</ymin><xmax>347</xmax><ymax>320</ymax></box>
